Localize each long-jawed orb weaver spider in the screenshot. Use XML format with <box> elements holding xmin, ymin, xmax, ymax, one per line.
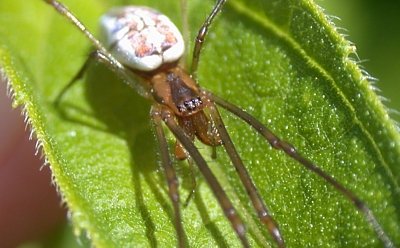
<box><xmin>41</xmin><ymin>0</ymin><xmax>396</xmax><ymax>247</ymax></box>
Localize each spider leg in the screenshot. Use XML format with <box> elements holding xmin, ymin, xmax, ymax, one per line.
<box><xmin>158</xmin><ymin>106</ymin><xmax>250</xmax><ymax>248</ymax></box>
<box><xmin>44</xmin><ymin>0</ymin><xmax>149</xmax><ymax>103</ymax></box>
<box><xmin>54</xmin><ymin>50</ymin><xmax>100</xmax><ymax>105</ymax></box>
<box><xmin>44</xmin><ymin>0</ymin><xmax>112</xmax><ymax>61</ymax></box>
<box><xmin>203</xmin><ymin>92</ymin><xmax>285</xmax><ymax>247</ymax></box>
<box><xmin>191</xmin><ymin>0</ymin><xmax>226</xmax><ymax>78</ymax></box>
<box><xmin>54</xmin><ymin>50</ymin><xmax>147</xmax><ymax>105</ymax></box>
<box><xmin>151</xmin><ymin>106</ymin><xmax>185</xmax><ymax>248</ymax></box>
<box><xmin>208</xmin><ymin>91</ymin><xmax>394</xmax><ymax>248</ymax></box>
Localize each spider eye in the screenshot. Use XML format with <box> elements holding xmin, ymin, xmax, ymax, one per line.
<box><xmin>183</xmin><ymin>97</ymin><xmax>202</xmax><ymax>111</ymax></box>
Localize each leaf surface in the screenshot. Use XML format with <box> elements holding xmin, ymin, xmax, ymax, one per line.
<box><xmin>1</xmin><ymin>0</ymin><xmax>399</xmax><ymax>247</ymax></box>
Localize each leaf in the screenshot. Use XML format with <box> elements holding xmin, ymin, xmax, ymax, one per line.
<box><xmin>1</xmin><ymin>0</ymin><xmax>399</xmax><ymax>247</ymax></box>
<box><xmin>317</xmin><ymin>0</ymin><xmax>400</xmax><ymax>124</ymax></box>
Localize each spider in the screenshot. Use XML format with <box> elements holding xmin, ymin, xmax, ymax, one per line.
<box><xmin>43</xmin><ymin>0</ymin><xmax>394</xmax><ymax>247</ymax></box>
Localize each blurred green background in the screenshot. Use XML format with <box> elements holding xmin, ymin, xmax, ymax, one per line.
<box><xmin>320</xmin><ymin>0</ymin><xmax>400</xmax><ymax>122</ymax></box>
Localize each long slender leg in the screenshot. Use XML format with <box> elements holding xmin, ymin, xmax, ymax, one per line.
<box><xmin>203</xmin><ymin>95</ymin><xmax>285</xmax><ymax>247</ymax></box>
<box><xmin>190</xmin><ymin>0</ymin><xmax>226</xmax><ymax>77</ymax></box>
<box><xmin>208</xmin><ymin>91</ymin><xmax>394</xmax><ymax>248</ymax></box>
<box><xmin>151</xmin><ymin>106</ymin><xmax>185</xmax><ymax>248</ymax></box>
<box><xmin>54</xmin><ymin>51</ymin><xmax>99</xmax><ymax>105</ymax></box>
<box><xmin>54</xmin><ymin>49</ymin><xmax>148</xmax><ymax>105</ymax></box>
<box><xmin>43</xmin><ymin>0</ymin><xmax>148</xmax><ymax>98</ymax></box>
<box><xmin>159</xmin><ymin>106</ymin><xmax>250</xmax><ymax>248</ymax></box>
<box><xmin>43</xmin><ymin>0</ymin><xmax>114</xmax><ymax>63</ymax></box>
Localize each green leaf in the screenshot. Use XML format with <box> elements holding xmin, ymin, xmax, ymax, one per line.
<box><xmin>1</xmin><ymin>0</ymin><xmax>399</xmax><ymax>247</ymax></box>
<box><xmin>317</xmin><ymin>0</ymin><xmax>400</xmax><ymax>124</ymax></box>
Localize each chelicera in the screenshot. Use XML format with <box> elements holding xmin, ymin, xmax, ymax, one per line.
<box><xmin>43</xmin><ymin>0</ymin><xmax>394</xmax><ymax>247</ymax></box>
